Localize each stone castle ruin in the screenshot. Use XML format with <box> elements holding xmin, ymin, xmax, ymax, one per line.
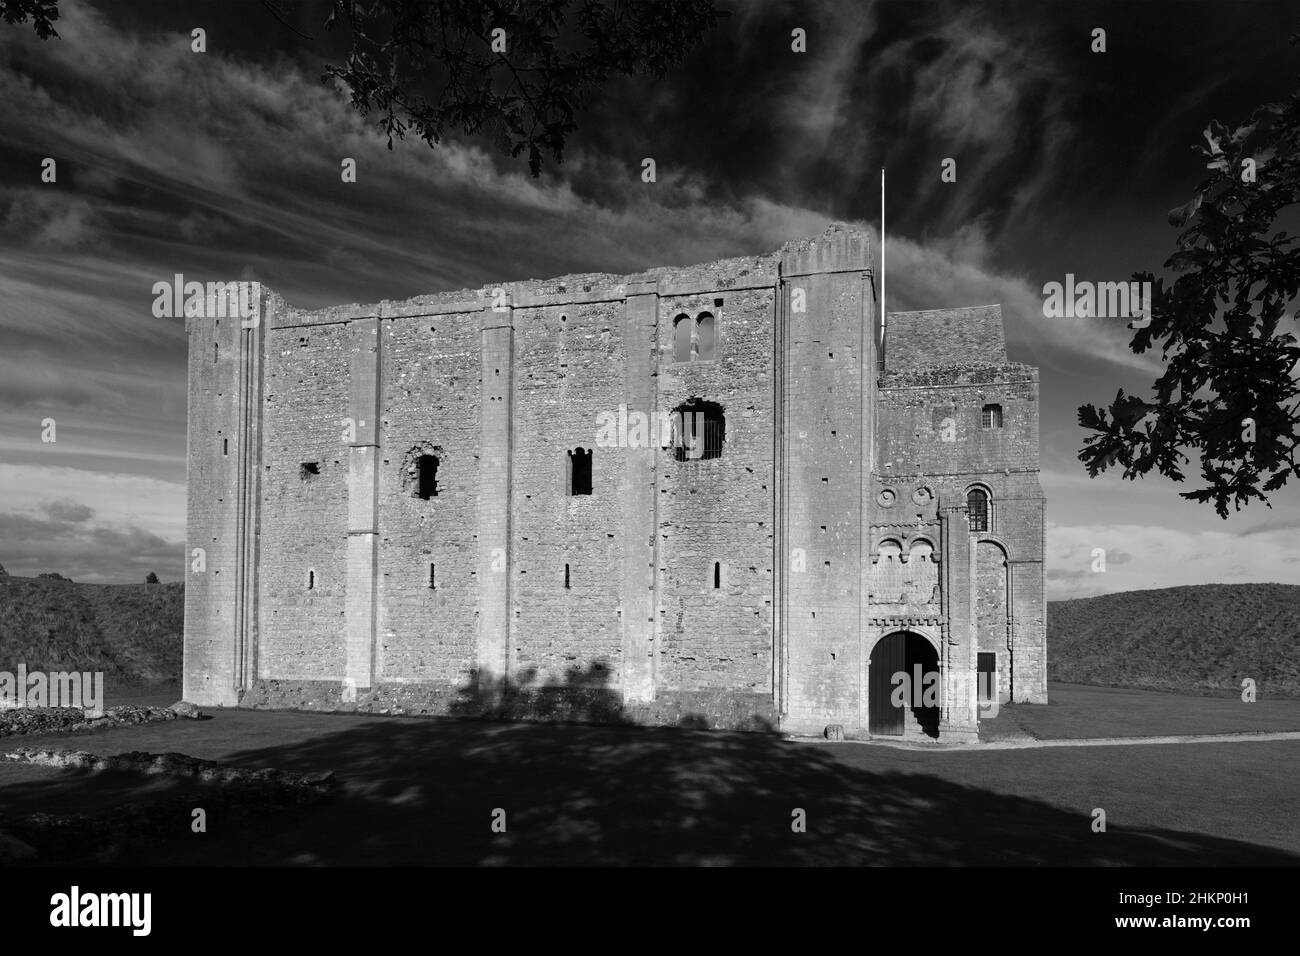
<box><xmin>183</xmin><ymin>223</ymin><xmax>1046</xmax><ymax>740</ymax></box>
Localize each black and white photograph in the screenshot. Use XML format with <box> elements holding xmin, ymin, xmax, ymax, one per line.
<box><xmin>0</xmin><ymin>0</ymin><xmax>1295</xmax><ymax>933</ymax></box>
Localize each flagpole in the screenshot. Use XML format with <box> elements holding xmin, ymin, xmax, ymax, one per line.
<box><xmin>880</xmin><ymin>167</ymin><xmax>886</xmax><ymax>344</ymax></box>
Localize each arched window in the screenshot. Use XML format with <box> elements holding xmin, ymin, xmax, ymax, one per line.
<box><xmin>696</xmin><ymin>312</ymin><xmax>716</xmax><ymax>360</ymax></box>
<box><xmin>981</xmin><ymin>403</ymin><xmax>1003</xmax><ymax>428</ymax></box>
<box><xmin>673</xmin><ymin>314</ymin><xmax>693</xmax><ymax>363</ymax></box>
<box><xmin>967</xmin><ymin>488</ymin><xmax>989</xmax><ymax>532</ymax></box>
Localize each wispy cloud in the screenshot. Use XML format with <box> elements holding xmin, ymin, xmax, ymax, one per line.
<box><xmin>0</xmin><ymin>0</ymin><xmax>1294</xmax><ymax>586</ymax></box>
<box><xmin>1046</xmin><ymin>522</ymin><xmax>1300</xmax><ymax>599</ymax></box>
<box><xmin>0</xmin><ymin>464</ymin><xmax>185</xmax><ymax>581</ymax></box>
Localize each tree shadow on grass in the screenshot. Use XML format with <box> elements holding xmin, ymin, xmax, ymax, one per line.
<box><xmin>3</xmin><ymin>666</ymin><xmax>1297</xmax><ymax>866</ymax></box>
<box><xmin>181</xmin><ymin>717</ymin><xmax>1300</xmax><ymax>866</ymax></box>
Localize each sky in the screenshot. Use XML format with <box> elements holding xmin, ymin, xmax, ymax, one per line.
<box><xmin>0</xmin><ymin>0</ymin><xmax>1298</xmax><ymax>598</ymax></box>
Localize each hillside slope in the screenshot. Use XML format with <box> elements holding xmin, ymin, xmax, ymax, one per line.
<box><xmin>1048</xmin><ymin>583</ymin><xmax>1300</xmax><ymax>698</ymax></box>
<box><xmin>1</xmin><ymin>577</ymin><xmax>1297</xmax><ymax>698</ymax></box>
<box><xmin>0</xmin><ymin>576</ymin><xmax>183</xmax><ymax>685</ymax></box>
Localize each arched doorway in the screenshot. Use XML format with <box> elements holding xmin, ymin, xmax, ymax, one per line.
<box><xmin>868</xmin><ymin>631</ymin><xmax>941</xmax><ymax>737</ymax></box>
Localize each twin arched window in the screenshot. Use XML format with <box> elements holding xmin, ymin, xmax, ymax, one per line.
<box><xmin>673</xmin><ymin>312</ymin><xmax>716</xmax><ymax>362</ymax></box>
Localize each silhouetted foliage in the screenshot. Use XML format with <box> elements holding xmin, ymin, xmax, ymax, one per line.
<box><xmin>319</xmin><ymin>0</ymin><xmax>725</xmax><ymax>175</ymax></box>
<box><xmin>0</xmin><ymin>0</ymin><xmax>58</xmax><ymax>38</ymax></box>
<box><xmin>7</xmin><ymin>1</ymin><xmax>722</xmax><ymax>175</ymax></box>
<box><xmin>145</xmin><ymin>572</ymin><xmax>159</xmax><ymax>584</ymax></box>
<box><xmin>1079</xmin><ymin>36</ymin><xmax>1300</xmax><ymax>516</ymax></box>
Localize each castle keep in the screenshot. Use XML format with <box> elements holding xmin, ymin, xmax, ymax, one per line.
<box><xmin>183</xmin><ymin>224</ymin><xmax>1046</xmax><ymax>740</ymax></box>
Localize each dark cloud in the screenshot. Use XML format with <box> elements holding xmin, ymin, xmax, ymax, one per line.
<box><xmin>0</xmin><ymin>510</ymin><xmax>182</xmax><ymax>583</ymax></box>
<box><xmin>1</xmin><ymin>191</ymin><xmax>107</xmax><ymax>249</ymax></box>
<box><xmin>88</xmin><ymin>524</ymin><xmax>175</xmax><ymax>555</ymax></box>
<box><xmin>0</xmin><ymin>512</ymin><xmax>84</xmax><ymax>540</ymax></box>
<box><xmin>41</xmin><ymin>498</ymin><xmax>95</xmax><ymax>522</ymax></box>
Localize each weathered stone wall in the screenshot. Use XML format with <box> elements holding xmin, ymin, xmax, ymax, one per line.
<box><xmin>976</xmin><ymin>539</ymin><xmax>1009</xmax><ymax>699</ymax></box>
<box><xmin>875</xmin><ymin>363</ymin><xmax>1039</xmax><ymax>474</ymax></box>
<box><xmin>183</xmin><ymin>289</ymin><xmax>277</xmax><ymax>706</ymax></box>
<box><xmin>201</xmin><ymin>258</ymin><xmax>794</xmax><ymax>723</ymax></box>
<box><xmin>258</xmin><ymin>318</ymin><xmax>350</xmax><ymax>681</ymax></box>
<box><xmin>185</xmin><ymin>226</ymin><xmax>1047</xmax><ymax>732</ymax></box>
<box><xmin>875</xmin><ymin>354</ymin><xmax>1047</xmax><ymax>706</ymax></box>
<box><xmin>656</xmin><ymin>285</ymin><xmax>776</xmax><ymax>699</ymax></box>
<box><xmin>377</xmin><ymin>307</ymin><xmax>482</xmax><ymax>690</ymax></box>
<box><xmin>883</xmin><ymin>306</ymin><xmax>1007</xmax><ymax>370</ymax></box>
<box><xmin>510</xmin><ymin>298</ymin><xmax>627</xmax><ymax>686</ymax></box>
<box><xmin>777</xmin><ymin>229</ymin><xmax>876</xmax><ymax>736</ymax></box>
<box><xmin>182</xmin><ymin>306</ymin><xmax>242</xmax><ymax>706</ymax></box>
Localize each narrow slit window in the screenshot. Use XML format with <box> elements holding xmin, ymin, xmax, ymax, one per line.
<box><xmin>564</xmin><ymin>563</ymin><xmax>571</xmax><ymax>589</ymax></box>
<box><xmin>713</xmin><ymin>562</ymin><xmax>721</xmax><ymax>589</ymax></box>
<box><xmin>222</xmin><ymin>438</ymin><xmax>228</xmax><ymax>456</ymax></box>
<box><xmin>428</xmin><ymin>563</ymin><xmax>436</xmax><ymax>590</ymax></box>
<box><xmin>568</xmin><ymin>448</ymin><xmax>593</xmax><ymax>496</ymax></box>
<box><xmin>307</xmin><ymin>569</ymin><xmax>315</xmax><ymax>590</ymax></box>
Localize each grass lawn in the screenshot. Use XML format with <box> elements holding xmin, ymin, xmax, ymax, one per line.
<box><xmin>978</xmin><ymin>681</ymin><xmax>1300</xmax><ymax>741</ymax></box>
<box><xmin>104</xmin><ymin>681</ymin><xmax>180</xmax><ymax>709</ymax></box>
<box><xmin>2</xmin><ymin>702</ymin><xmax>1297</xmax><ymax>866</ymax></box>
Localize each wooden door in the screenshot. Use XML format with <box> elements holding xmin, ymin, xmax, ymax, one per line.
<box><xmin>869</xmin><ymin>632</ymin><xmax>906</xmax><ymax>735</ymax></box>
